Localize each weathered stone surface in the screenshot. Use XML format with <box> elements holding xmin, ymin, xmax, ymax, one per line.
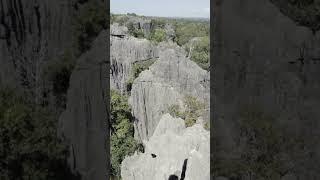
<box><xmin>129</xmin><ymin>43</ymin><xmax>210</xmax><ymax>141</ymax></box>
<box><xmin>1</xmin><ymin>0</ymin><xmax>109</xmax><ymax>179</ymax></box>
<box><xmin>58</xmin><ymin>30</ymin><xmax>108</xmax><ymax>180</ymax></box>
<box><xmin>110</xmin><ymin>24</ymin><xmax>158</xmax><ymax>94</ymax></box>
<box><xmin>0</xmin><ymin>0</ymin><xmax>73</xmax><ymax>101</ymax></box>
<box><xmin>121</xmin><ymin>113</ymin><xmax>210</xmax><ymax>180</ymax></box>
<box><xmin>214</xmin><ymin>0</ymin><xmax>320</xmax><ymax>178</ymax></box>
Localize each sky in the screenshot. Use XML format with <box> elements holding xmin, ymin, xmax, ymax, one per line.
<box><xmin>110</xmin><ymin>0</ymin><xmax>210</xmax><ymax>18</ymax></box>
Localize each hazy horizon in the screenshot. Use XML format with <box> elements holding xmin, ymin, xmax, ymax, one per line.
<box><xmin>110</xmin><ymin>0</ymin><xmax>210</xmax><ymax>18</ymax></box>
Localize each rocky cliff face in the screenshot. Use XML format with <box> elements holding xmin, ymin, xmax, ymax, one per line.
<box><xmin>110</xmin><ymin>23</ymin><xmax>159</xmax><ymax>94</ymax></box>
<box><xmin>121</xmin><ymin>113</ymin><xmax>210</xmax><ymax>180</ymax></box>
<box><xmin>129</xmin><ymin>42</ymin><xmax>210</xmax><ymax>142</ymax></box>
<box><xmin>0</xmin><ymin>1</ymin><xmax>109</xmax><ymax>178</ymax></box>
<box><xmin>58</xmin><ymin>30</ymin><xmax>108</xmax><ymax>180</ymax></box>
<box><xmin>0</xmin><ymin>0</ymin><xmax>73</xmax><ymax>102</ymax></box>
<box><xmin>214</xmin><ymin>0</ymin><xmax>320</xmax><ymax>178</ymax></box>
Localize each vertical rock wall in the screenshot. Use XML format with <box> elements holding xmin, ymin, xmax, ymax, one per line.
<box><xmin>214</xmin><ymin>0</ymin><xmax>320</xmax><ymax>178</ymax></box>
<box><xmin>110</xmin><ymin>24</ymin><xmax>158</xmax><ymax>94</ymax></box>
<box><xmin>59</xmin><ymin>30</ymin><xmax>108</xmax><ymax>180</ymax></box>
<box><xmin>130</xmin><ymin>45</ymin><xmax>210</xmax><ymax>142</ymax></box>
<box><xmin>0</xmin><ymin>0</ymin><xmax>73</xmax><ymax>101</ymax></box>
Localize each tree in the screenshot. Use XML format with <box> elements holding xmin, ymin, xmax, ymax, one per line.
<box><xmin>186</xmin><ymin>36</ymin><xmax>210</xmax><ymax>70</ymax></box>
<box><xmin>0</xmin><ymin>87</ymin><xmax>78</xmax><ymax>179</ymax></box>
<box><xmin>174</xmin><ymin>21</ymin><xmax>209</xmax><ymax>46</ymax></box>
<box><xmin>127</xmin><ymin>22</ymin><xmax>145</xmax><ymax>38</ymax></box>
<box><xmin>73</xmin><ymin>1</ymin><xmax>108</xmax><ymax>55</ymax></box>
<box><xmin>227</xmin><ymin>105</ymin><xmax>304</xmax><ymax>179</ymax></box>
<box><xmin>110</xmin><ymin>90</ymin><xmax>140</xmax><ymax>177</ymax></box>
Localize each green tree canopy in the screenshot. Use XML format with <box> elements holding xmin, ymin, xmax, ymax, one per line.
<box><xmin>0</xmin><ymin>87</ymin><xmax>77</xmax><ymax>179</ymax></box>
<box><xmin>149</xmin><ymin>29</ymin><xmax>166</xmax><ymax>43</ymax></box>
<box><xmin>110</xmin><ymin>90</ymin><xmax>140</xmax><ymax>177</ymax></box>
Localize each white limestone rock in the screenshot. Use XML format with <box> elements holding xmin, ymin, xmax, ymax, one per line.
<box><xmin>110</xmin><ymin>24</ymin><xmax>158</xmax><ymax>94</ymax></box>
<box><xmin>129</xmin><ymin>45</ymin><xmax>210</xmax><ymax>141</ymax></box>
<box><xmin>121</xmin><ymin>113</ymin><xmax>210</xmax><ymax>180</ymax></box>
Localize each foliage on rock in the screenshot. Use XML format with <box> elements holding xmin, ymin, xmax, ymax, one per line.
<box><xmin>126</xmin><ymin>59</ymin><xmax>157</xmax><ymax>92</ymax></box>
<box><xmin>110</xmin><ymin>90</ymin><xmax>140</xmax><ymax>177</ymax></box>
<box><xmin>270</xmin><ymin>0</ymin><xmax>320</xmax><ymax>33</ymax></box>
<box><xmin>127</xmin><ymin>22</ymin><xmax>145</xmax><ymax>38</ymax></box>
<box><xmin>73</xmin><ymin>1</ymin><xmax>108</xmax><ymax>54</ymax></box>
<box><xmin>148</xmin><ymin>29</ymin><xmax>166</xmax><ymax>43</ymax></box>
<box><xmin>167</xmin><ymin>96</ymin><xmax>206</xmax><ymax>128</ymax></box>
<box><xmin>185</xmin><ymin>36</ymin><xmax>210</xmax><ymax>70</ymax></box>
<box><xmin>173</xmin><ymin>20</ymin><xmax>209</xmax><ymax>46</ymax></box>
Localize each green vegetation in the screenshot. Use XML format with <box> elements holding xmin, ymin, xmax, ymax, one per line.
<box><xmin>127</xmin><ymin>13</ymin><xmax>138</xmax><ymax>16</ymax></box>
<box><xmin>132</xmin><ymin>59</ymin><xmax>157</xmax><ymax>78</ymax></box>
<box><xmin>173</xmin><ymin>21</ymin><xmax>209</xmax><ymax>46</ymax></box>
<box><xmin>172</xmin><ymin>19</ymin><xmax>210</xmax><ymax>70</ymax></box>
<box><xmin>73</xmin><ymin>1</ymin><xmax>108</xmax><ymax>54</ymax></box>
<box><xmin>111</xmin><ymin>14</ymin><xmax>210</xmax><ymax>71</ymax></box>
<box><xmin>111</xmin><ymin>14</ymin><xmax>130</xmax><ymax>26</ymax></box>
<box><xmin>186</xmin><ymin>36</ymin><xmax>210</xmax><ymax>70</ymax></box>
<box><xmin>270</xmin><ymin>0</ymin><xmax>320</xmax><ymax>32</ymax></box>
<box><xmin>43</xmin><ymin>50</ymin><xmax>76</xmax><ymax>108</ymax></box>
<box><xmin>167</xmin><ymin>96</ymin><xmax>206</xmax><ymax>128</ymax></box>
<box><xmin>126</xmin><ymin>59</ymin><xmax>157</xmax><ymax>92</ymax></box>
<box><xmin>0</xmin><ymin>87</ymin><xmax>78</xmax><ymax>179</ymax></box>
<box><xmin>150</xmin><ymin>19</ymin><xmax>167</xmax><ymax>29</ymax></box>
<box><xmin>110</xmin><ymin>90</ymin><xmax>140</xmax><ymax>177</ymax></box>
<box><xmin>127</xmin><ymin>22</ymin><xmax>145</xmax><ymax>38</ymax></box>
<box><xmin>214</xmin><ymin>105</ymin><xmax>305</xmax><ymax>179</ymax></box>
<box><xmin>148</xmin><ymin>29</ymin><xmax>166</xmax><ymax>43</ymax></box>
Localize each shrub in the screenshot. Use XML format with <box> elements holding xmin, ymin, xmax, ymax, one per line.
<box><xmin>167</xmin><ymin>96</ymin><xmax>205</xmax><ymax>128</ymax></box>
<box><xmin>127</xmin><ymin>22</ymin><xmax>145</xmax><ymax>38</ymax></box>
<box><xmin>126</xmin><ymin>77</ymin><xmax>134</xmax><ymax>93</ymax></box>
<box><xmin>149</xmin><ymin>29</ymin><xmax>166</xmax><ymax>43</ymax></box>
<box><xmin>151</xmin><ymin>19</ymin><xmax>166</xmax><ymax>29</ymax></box>
<box><xmin>184</xmin><ymin>96</ymin><xmax>205</xmax><ymax>127</ymax></box>
<box><xmin>167</xmin><ymin>104</ymin><xmax>184</xmax><ymax>118</ymax></box>
<box><xmin>132</xmin><ymin>59</ymin><xmax>156</xmax><ymax>78</ymax></box>
<box><xmin>188</xmin><ymin>36</ymin><xmax>210</xmax><ymax>70</ymax></box>
<box><xmin>127</xmin><ymin>13</ymin><xmax>138</xmax><ymax>16</ymax></box>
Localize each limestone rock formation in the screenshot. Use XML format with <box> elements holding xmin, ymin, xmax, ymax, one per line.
<box><xmin>58</xmin><ymin>30</ymin><xmax>108</xmax><ymax>179</ymax></box>
<box><xmin>127</xmin><ymin>16</ymin><xmax>153</xmax><ymax>37</ymax></box>
<box><xmin>110</xmin><ymin>24</ymin><xmax>158</xmax><ymax>93</ymax></box>
<box><xmin>0</xmin><ymin>0</ymin><xmax>73</xmax><ymax>101</ymax></box>
<box><xmin>214</xmin><ymin>0</ymin><xmax>320</xmax><ymax>178</ymax></box>
<box><xmin>121</xmin><ymin>113</ymin><xmax>210</xmax><ymax>180</ymax></box>
<box><xmin>129</xmin><ymin>43</ymin><xmax>210</xmax><ymax>141</ymax></box>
